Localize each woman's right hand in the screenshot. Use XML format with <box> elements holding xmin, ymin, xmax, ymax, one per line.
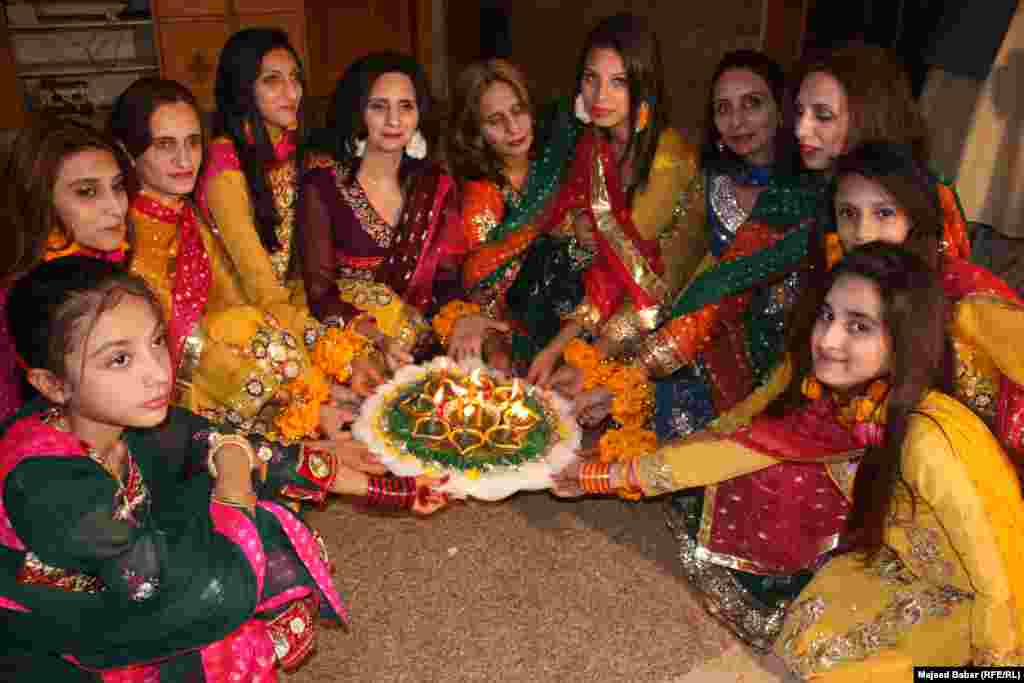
<box><xmin>448</xmin><ymin>314</ymin><xmax>510</xmax><ymax>362</ymax></box>
<box><xmin>350</xmin><ymin>353</ymin><xmax>389</xmax><ymax>397</ymax></box>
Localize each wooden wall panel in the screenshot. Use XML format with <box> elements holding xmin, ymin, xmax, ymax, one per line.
<box><xmin>304</xmin><ymin>0</ymin><xmax>414</xmax><ymax>97</ymax></box>
<box><xmin>156</xmin><ymin>18</ymin><xmax>231</xmax><ymax>110</ymax></box>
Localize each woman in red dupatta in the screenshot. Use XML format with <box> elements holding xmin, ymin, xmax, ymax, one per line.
<box><xmin>554</xmin><ymin>244</ymin><xmax>1024</xmax><ymax>672</ymax></box>
<box><xmin>498</xmin><ymin>14</ymin><xmax>704</xmax><ymax>384</ymax></box>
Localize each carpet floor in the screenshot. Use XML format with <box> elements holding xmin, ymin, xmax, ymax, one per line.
<box><xmin>288</xmin><ymin>492</ymin><xmax>797</xmax><ymax>683</ymax></box>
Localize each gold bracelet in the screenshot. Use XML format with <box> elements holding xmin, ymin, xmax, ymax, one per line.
<box><xmin>210</xmin><ymin>492</ymin><xmax>258</xmax><ymax>510</ymax></box>
<box><xmin>207</xmin><ymin>433</ymin><xmax>257</xmax><ymax>478</ymax></box>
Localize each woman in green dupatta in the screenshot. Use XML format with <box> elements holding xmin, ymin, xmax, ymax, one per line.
<box><xmin>0</xmin><ymin>258</ymin><xmax>444</xmax><ymax>681</ymax></box>
<box><xmin>438</xmin><ymin>15</ymin><xmax>705</xmax><ymax>376</ymax></box>
<box><xmin>440</xmin><ymin>58</ymin><xmax>581</xmax><ymax>369</ymax></box>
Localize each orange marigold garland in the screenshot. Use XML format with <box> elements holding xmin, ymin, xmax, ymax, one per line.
<box><xmin>311</xmin><ymin>325</ymin><xmax>371</xmax><ymax>384</ymax></box>
<box><xmin>275</xmin><ymin>324</ymin><xmax>372</xmax><ymax>441</ymax></box>
<box><xmin>801</xmin><ymin>375</ymin><xmax>889</xmax><ymax>447</ymax></box>
<box><xmin>275</xmin><ymin>366</ymin><xmax>331</xmax><ymax>441</ymax></box>
<box><xmin>432</xmin><ymin>300</ymin><xmax>482</xmax><ymax>347</ymax></box>
<box><xmin>565</xmin><ymin>338</ymin><xmax>656</xmax><ymax>496</ymax></box>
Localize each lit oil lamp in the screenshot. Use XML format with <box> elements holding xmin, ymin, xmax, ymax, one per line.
<box><xmin>492</xmin><ymin>378</ymin><xmax>521</xmax><ymax>408</ymax></box>
<box><xmin>504</xmin><ymin>400</ymin><xmax>540</xmax><ymax>432</ymax></box>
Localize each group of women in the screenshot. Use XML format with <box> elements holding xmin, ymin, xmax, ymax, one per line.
<box><xmin>0</xmin><ymin>9</ymin><xmax>1022</xmax><ymax>681</ymax></box>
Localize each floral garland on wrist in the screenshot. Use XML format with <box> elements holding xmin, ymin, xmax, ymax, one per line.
<box><xmin>274</xmin><ymin>366</ymin><xmax>332</xmax><ymax>441</ymax></box>
<box><xmin>432</xmin><ymin>300</ymin><xmax>482</xmax><ymax>348</ymax></box>
<box><xmin>274</xmin><ymin>324</ymin><xmax>371</xmax><ymax>441</ymax></box>
<box><xmin>564</xmin><ymin>338</ymin><xmax>656</xmax><ymax>500</ymax></box>
<box><xmin>311</xmin><ymin>324</ymin><xmax>371</xmax><ymax>384</ymax></box>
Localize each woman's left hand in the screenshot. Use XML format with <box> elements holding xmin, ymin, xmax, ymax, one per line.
<box><xmin>527</xmin><ymin>345</ymin><xmax>562</xmax><ymax>387</ymax></box>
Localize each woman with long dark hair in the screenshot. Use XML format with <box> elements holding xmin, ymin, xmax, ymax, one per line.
<box><xmin>196</xmin><ymin>27</ymin><xmax>306</xmax><ymax>311</ymax></box>
<box><xmin>298</xmin><ymin>50</ymin><xmax>461</xmax><ymax>384</ymax></box>
<box><xmin>0</xmin><ymin>119</ymin><xmax>131</xmax><ymax>424</ymax></box>
<box><xmin>554</xmin><ymin>243</ymin><xmax>1024</xmax><ymax>672</ymax></box>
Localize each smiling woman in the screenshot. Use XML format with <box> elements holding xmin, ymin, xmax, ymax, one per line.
<box><xmin>297</xmin><ymin>50</ymin><xmax>463</xmax><ymax>388</ymax></box>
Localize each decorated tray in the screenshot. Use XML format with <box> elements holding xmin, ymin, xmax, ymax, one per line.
<box><xmin>352</xmin><ymin>357</ymin><xmax>581</xmax><ymax>501</ymax></box>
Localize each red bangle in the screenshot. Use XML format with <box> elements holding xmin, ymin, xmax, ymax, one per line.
<box><xmin>579</xmin><ymin>462</ymin><xmax>612</xmax><ymax>495</ymax></box>
<box><xmin>365</xmin><ymin>476</ymin><xmax>417</xmax><ymax>509</ymax></box>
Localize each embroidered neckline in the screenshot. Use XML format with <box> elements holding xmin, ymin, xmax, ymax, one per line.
<box><xmin>334</xmin><ymin>162</ymin><xmax>397</xmax><ymax>248</ymax></box>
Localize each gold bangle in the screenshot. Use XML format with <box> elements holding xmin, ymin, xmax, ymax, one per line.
<box><xmin>211</xmin><ymin>492</ymin><xmax>258</xmax><ymax>510</ymax></box>
<box><xmin>207</xmin><ymin>433</ymin><xmax>257</xmax><ymax>478</ymax></box>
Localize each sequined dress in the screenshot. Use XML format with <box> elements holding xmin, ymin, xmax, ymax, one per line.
<box><xmin>775</xmin><ymin>392</ymin><xmax>1024</xmax><ymax>676</ymax></box>
<box><xmin>648</xmin><ymin>170</ymin><xmax>823</xmax><ymax>441</ymax></box>
<box><xmin>129</xmin><ymin>191</ymin><xmax>331</xmax><ymax>440</ymax></box>
<box><xmin>298</xmin><ymin>159</ymin><xmax>461</xmax><ymax>355</ymax></box>
<box><xmin>0</xmin><ymin>404</ymin><xmax>348</xmax><ymax>680</ymax></box>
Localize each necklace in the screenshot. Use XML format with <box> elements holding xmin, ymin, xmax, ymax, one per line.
<box><xmin>44</xmin><ymin>407</ymin><xmax>125</xmax><ymax>485</ymax></box>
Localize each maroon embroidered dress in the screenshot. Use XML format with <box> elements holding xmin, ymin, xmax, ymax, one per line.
<box><xmin>299</xmin><ymin>159</ymin><xmax>462</xmax><ymax>353</ymax></box>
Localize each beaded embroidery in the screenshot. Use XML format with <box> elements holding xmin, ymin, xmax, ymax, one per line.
<box><xmin>334</xmin><ymin>163</ymin><xmax>396</xmax><ymax>249</ymax></box>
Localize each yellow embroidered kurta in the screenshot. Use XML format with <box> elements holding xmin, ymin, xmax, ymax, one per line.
<box><xmin>197</xmin><ymin>126</ymin><xmax>307</xmax><ymax>310</ymax></box>
<box><xmin>129</xmin><ymin>193</ymin><xmax>324</xmax><ymax>439</ymax></box>
<box><xmin>775</xmin><ymin>392</ymin><xmax>1024</xmax><ymax>677</ymax></box>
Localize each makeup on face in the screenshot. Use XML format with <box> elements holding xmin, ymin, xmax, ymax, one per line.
<box><xmin>795</xmin><ymin>71</ymin><xmax>849</xmax><ymax>171</ymax></box>
<box><xmin>136</xmin><ymin>101</ymin><xmax>203</xmax><ymax>202</ymax></box>
<box><xmin>811</xmin><ymin>273</ymin><xmax>891</xmax><ymax>392</ymax></box>
<box><xmin>712</xmin><ymin>68</ymin><xmax>779</xmax><ymax>166</ymax></box>
<box><xmin>363</xmin><ymin>71</ymin><xmax>419</xmax><ymax>155</ymax></box>
<box><xmin>581</xmin><ymin>47</ymin><xmax>631</xmax><ymax>140</ymax></box>
<box><xmin>53</xmin><ymin>148</ymin><xmax>129</xmax><ymax>252</ymax></box>
<box><xmin>834</xmin><ymin>174</ymin><xmax>912</xmax><ymax>251</ymax></box>
<box><xmin>479</xmin><ymin>80</ymin><xmax>533</xmax><ymax>165</ymax></box>
<box><xmin>254</xmin><ymin>47</ymin><xmax>303</xmax><ymax>131</ymax></box>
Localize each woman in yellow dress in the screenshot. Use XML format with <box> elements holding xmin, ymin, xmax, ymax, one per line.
<box><xmin>109</xmin><ymin>77</ymin><xmax>453</xmax><ymax>511</ymax></box>
<box><xmin>555</xmin><ymin>243</ymin><xmax>1024</xmax><ymax>671</ymax></box>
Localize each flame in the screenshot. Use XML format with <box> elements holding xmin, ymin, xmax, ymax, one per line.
<box><xmin>470</xmin><ymin>367</ymin><xmax>483</xmax><ymax>386</ymax></box>
<box><xmin>432</xmin><ymin>387</ymin><xmax>445</xmax><ymax>406</ymax></box>
<box><xmin>511</xmin><ymin>378</ymin><xmax>521</xmax><ymax>400</ymax></box>
<box><xmin>463</xmin><ymin>404</ymin><xmax>475</xmax><ymax>419</ymax></box>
